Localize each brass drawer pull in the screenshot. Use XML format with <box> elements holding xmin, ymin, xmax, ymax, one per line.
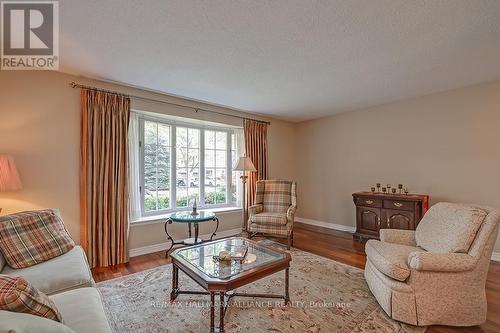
<box><xmin>365</xmin><ymin>200</ymin><xmax>374</xmax><ymax>205</ymax></box>
<box><xmin>393</xmin><ymin>202</ymin><xmax>403</xmax><ymax>208</ymax></box>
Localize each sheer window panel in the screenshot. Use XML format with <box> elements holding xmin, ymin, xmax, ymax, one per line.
<box><xmin>128</xmin><ymin>112</ymin><xmax>141</xmax><ymax>220</ymax></box>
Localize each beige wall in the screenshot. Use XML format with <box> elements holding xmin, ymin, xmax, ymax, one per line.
<box><xmin>0</xmin><ymin>71</ymin><xmax>296</xmax><ymax>250</ymax></box>
<box><xmin>1</xmin><ymin>70</ymin><xmax>498</xmax><ymax>253</ymax></box>
<box><xmin>295</xmin><ymin>80</ymin><xmax>500</xmax><ymax>252</ymax></box>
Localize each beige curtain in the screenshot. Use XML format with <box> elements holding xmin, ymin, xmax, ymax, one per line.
<box><xmin>244</xmin><ymin>119</ymin><xmax>268</xmax><ymax>207</ymax></box>
<box><xmin>80</xmin><ymin>89</ymin><xmax>130</xmax><ymax>268</ymax></box>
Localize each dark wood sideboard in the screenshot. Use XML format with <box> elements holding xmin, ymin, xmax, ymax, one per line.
<box><xmin>352</xmin><ymin>192</ymin><xmax>429</xmax><ymax>241</ymax></box>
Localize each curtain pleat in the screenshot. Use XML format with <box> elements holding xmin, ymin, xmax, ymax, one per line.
<box><xmin>80</xmin><ymin>89</ymin><xmax>130</xmax><ymax>268</ymax></box>
<box><xmin>244</xmin><ymin>120</ymin><xmax>268</xmax><ymax>208</ymax></box>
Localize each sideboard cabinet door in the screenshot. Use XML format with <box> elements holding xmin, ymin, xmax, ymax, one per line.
<box><xmin>383</xmin><ymin>209</ymin><xmax>415</xmax><ymax>230</ymax></box>
<box><xmin>356</xmin><ymin>207</ymin><xmax>381</xmax><ymax>238</ymax></box>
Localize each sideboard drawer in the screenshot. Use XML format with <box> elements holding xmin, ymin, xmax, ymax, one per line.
<box><xmin>383</xmin><ymin>199</ymin><xmax>414</xmax><ymax>211</ymax></box>
<box><xmin>355</xmin><ymin>197</ymin><xmax>382</xmax><ymax>207</ymax></box>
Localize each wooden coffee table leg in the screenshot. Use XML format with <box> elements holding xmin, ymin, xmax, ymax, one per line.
<box><xmin>210</xmin><ymin>292</ymin><xmax>215</xmax><ymax>332</ymax></box>
<box><xmin>170</xmin><ymin>264</ymin><xmax>179</xmax><ymax>302</ymax></box>
<box><xmin>219</xmin><ymin>292</ymin><xmax>225</xmax><ymax>332</ymax></box>
<box><xmin>285</xmin><ymin>268</ymin><xmax>290</xmax><ymax>305</ymax></box>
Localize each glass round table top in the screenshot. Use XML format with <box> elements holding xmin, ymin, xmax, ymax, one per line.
<box><xmin>168</xmin><ymin>211</ymin><xmax>216</xmax><ymax>222</ymax></box>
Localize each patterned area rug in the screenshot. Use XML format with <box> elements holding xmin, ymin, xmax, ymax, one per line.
<box><xmin>97</xmin><ymin>245</ymin><xmax>426</xmax><ymax>333</ymax></box>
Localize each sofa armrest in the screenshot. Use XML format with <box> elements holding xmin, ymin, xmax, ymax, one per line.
<box><xmin>248</xmin><ymin>204</ymin><xmax>263</xmax><ymax>217</ymax></box>
<box><xmin>379</xmin><ymin>229</ymin><xmax>416</xmax><ymax>246</ymax></box>
<box><xmin>408</xmin><ymin>252</ymin><xmax>476</xmax><ymax>272</ymax></box>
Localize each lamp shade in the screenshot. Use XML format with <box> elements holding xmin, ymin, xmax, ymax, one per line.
<box><xmin>0</xmin><ymin>155</ymin><xmax>23</xmax><ymax>192</ymax></box>
<box><xmin>233</xmin><ymin>156</ymin><xmax>257</xmax><ymax>172</ymax></box>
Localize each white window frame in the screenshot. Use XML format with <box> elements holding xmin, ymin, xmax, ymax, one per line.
<box><xmin>138</xmin><ymin>114</ymin><xmax>237</xmax><ymax>217</ymax></box>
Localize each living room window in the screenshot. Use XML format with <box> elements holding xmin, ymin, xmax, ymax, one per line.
<box><xmin>134</xmin><ymin>114</ymin><xmax>241</xmax><ymax>218</ymax></box>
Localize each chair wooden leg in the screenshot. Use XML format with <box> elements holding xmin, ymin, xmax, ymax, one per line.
<box><xmin>287</xmin><ymin>234</ymin><xmax>292</xmax><ymax>250</ymax></box>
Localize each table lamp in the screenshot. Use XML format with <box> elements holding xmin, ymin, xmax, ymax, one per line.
<box><xmin>233</xmin><ymin>156</ymin><xmax>256</xmax><ymax>232</ymax></box>
<box><xmin>0</xmin><ymin>155</ymin><xmax>23</xmax><ymax>214</ymax></box>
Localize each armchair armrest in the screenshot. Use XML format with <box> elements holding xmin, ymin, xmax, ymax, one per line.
<box><xmin>248</xmin><ymin>204</ymin><xmax>263</xmax><ymax>217</ymax></box>
<box><xmin>408</xmin><ymin>252</ymin><xmax>476</xmax><ymax>272</ymax></box>
<box><xmin>286</xmin><ymin>205</ymin><xmax>296</xmax><ymax>222</ymax></box>
<box><xmin>379</xmin><ymin>229</ymin><xmax>416</xmax><ymax>246</ymax></box>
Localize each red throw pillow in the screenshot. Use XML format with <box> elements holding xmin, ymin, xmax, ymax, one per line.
<box><xmin>0</xmin><ymin>275</ymin><xmax>63</xmax><ymax>322</ymax></box>
<box><xmin>0</xmin><ymin>209</ymin><xmax>75</xmax><ymax>269</ymax></box>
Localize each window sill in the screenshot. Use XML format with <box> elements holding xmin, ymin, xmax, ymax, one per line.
<box><xmin>130</xmin><ymin>206</ymin><xmax>242</xmax><ymax>227</ymax></box>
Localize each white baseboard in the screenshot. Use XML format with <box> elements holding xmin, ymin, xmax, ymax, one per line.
<box><xmin>295</xmin><ymin>217</ymin><xmax>356</xmax><ymax>233</ymax></box>
<box><xmin>129</xmin><ymin>221</ymin><xmax>500</xmax><ymax>262</ymax></box>
<box><xmin>295</xmin><ymin>217</ymin><xmax>500</xmax><ymax>262</ymax></box>
<box><xmin>129</xmin><ymin>227</ymin><xmax>242</xmax><ymax>257</ymax></box>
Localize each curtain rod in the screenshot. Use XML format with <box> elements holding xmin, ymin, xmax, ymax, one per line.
<box><xmin>69</xmin><ymin>82</ymin><xmax>271</xmax><ymax>125</ymax></box>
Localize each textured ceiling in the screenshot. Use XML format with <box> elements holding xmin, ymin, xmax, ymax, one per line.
<box><xmin>60</xmin><ymin>0</ymin><xmax>500</xmax><ymax>121</ymax></box>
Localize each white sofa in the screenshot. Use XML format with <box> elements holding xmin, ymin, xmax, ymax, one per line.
<box><xmin>0</xmin><ymin>246</ymin><xmax>112</xmax><ymax>333</ymax></box>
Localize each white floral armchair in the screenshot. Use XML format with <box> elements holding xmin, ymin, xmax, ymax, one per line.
<box><xmin>248</xmin><ymin>180</ymin><xmax>297</xmax><ymax>249</ymax></box>
<box><xmin>364</xmin><ymin>202</ymin><xmax>499</xmax><ymax>326</ymax></box>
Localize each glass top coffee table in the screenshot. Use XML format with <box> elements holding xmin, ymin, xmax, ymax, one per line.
<box><xmin>170</xmin><ymin>237</ymin><xmax>291</xmax><ymax>332</ymax></box>
<box><xmin>164</xmin><ymin>211</ymin><xmax>219</xmax><ymax>257</ymax></box>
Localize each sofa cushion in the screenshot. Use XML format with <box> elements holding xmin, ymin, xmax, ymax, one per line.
<box><xmin>0</xmin><ymin>209</ymin><xmax>75</xmax><ymax>269</ymax></box>
<box><xmin>50</xmin><ymin>288</ymin><xmax>112</xmax><ymax>333</ymax></box>
<box><xmin>0</xmin><ymin>310</ymin><xmax>75</xmax><ymax>333</ymax></box>
<box><xmin>250</xmin><ymin>212</ymin><xmax>288</xmax><ymax>226</ymax></box>
<box><xmin>0</xmin><ymin>275</ymin><xmax>63</xmax><ymax>322</ymax></box>
<box><xmin>3</xmin><ymin>246</ymin><xmax>94</xmax><ymax>295</ymax></box>
<box><xmin>416</xmin><ymin>203</ymin><xmax>487</xmax><ymax>253</ymax></box>
<box><xmin>365</xmin><ymin>240</ymin><xmax>424</xmax><ymax>281</ymax></box>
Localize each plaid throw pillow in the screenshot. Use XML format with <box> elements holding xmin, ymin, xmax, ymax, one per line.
<box><xmin>0</xmin><ymin>209</ymin><xmax>75</xmax><ymax>269</ymax></box>
<box><xmin>0</xmin><ymin>275</ymin><xmax>63</xmax><ymax>322</ymax></box>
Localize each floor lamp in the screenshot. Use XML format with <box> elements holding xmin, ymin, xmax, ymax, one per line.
<box><xmin>0</xmin><ymin>155</ymin><xmax>23</xmax><ymax>214</ymax></box>
<box><xmin>233</xmin><ymin>156</ymin><xmax>256</xmax><ymax>233</ymax></box>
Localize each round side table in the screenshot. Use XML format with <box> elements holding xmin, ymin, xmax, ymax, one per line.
<box><xmin>164</xmin><ymin>211</ymin><xmax>219</xmax><ymax>257</ymax></box>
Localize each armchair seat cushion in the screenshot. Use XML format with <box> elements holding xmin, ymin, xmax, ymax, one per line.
<box><xmin>248</xmin><ymin>222</ymin><xmax>288</xmax><ymax>236</ymax></box>
<box><xmin>250</xmin><ymin>212</ymin><xmax>288</xmax><ymax>226</ymax></box>
<box><xmin>365</xmin><ymin>240</ymin><xmax>424</xmax><ymax>282</ymax></box>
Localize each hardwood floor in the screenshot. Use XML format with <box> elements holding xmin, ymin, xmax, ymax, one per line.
<box><xmin>92</xmin><ymin>222</ymin><xmax>500</xmax><ymax>333</ymax></box>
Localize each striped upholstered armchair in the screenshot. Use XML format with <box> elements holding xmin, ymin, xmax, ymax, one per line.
<box><xmin>247</xmin><ymin>180</ymin><xmax>297</xmax><ymax>249</ymax></box>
